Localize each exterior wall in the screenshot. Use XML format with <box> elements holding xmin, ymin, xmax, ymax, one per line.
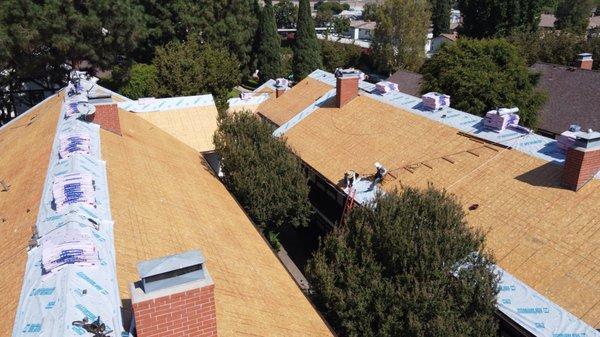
<box><xmin>336</xmin><ymin>77</ymin><xmax>359</xmax><ymax>108</ymax></box>
<box><xmin>562</xmin><ymin>147</ymin><xmax>600</xmax><ymax>191</ymax></box>
<box><xmin>358</xmin><ymin>28</ymin><xmax>373</xmax><ymax>41</ymax></box>
<box><xmin>132</xmin><ymin>285</ymin><xmax>216</xmax><ymax>337</ymax></box>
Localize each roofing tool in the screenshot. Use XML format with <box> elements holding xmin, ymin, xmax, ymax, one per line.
<box><xmin>72</xmin><ymin>317</ymin><xmax>113</xmax><ymax>337</ymax></box>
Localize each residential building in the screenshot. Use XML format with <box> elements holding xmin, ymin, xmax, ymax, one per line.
<box><xmin>428</xmin><ymin>32</ymin><xmax>458</xmax><ymax>56</ymax></box>
<box><xmin>531</xmin><ymin>54</ymin><xmax>600</xmax><ymax>138</ymax></box>
<box><xmin>1</xmin><ymin>75</ymin><xmax>333</xmax><ymax>336</ymax></box>
<box><xmin>348</xmin><ymin>20</ymin><xmax>376</xmax><ymax>41</ymax></box>
<box><xmin>254</xmin><ymin>69</ymin><xmax>600</xmax><ymax>336</ymax></box>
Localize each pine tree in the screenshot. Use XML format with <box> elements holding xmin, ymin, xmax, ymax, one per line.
<box><xmin>431</xmin><ymin>0</ymin><xmax>451</xmax><ymax>37</ymax></box>
<box><xmin>256</xmin><ymin>0</ymin><xmax>283</xmax><ymax>83</ymax></box>
<box><xmin>293</xmin><ymin>0</ymin><xmax>322</xmax><ymax>80</ymax></box>
<box><xmin>555</xmin><ymin>0</ymin><xmax>592</xmax><ymax>35</ymax></box>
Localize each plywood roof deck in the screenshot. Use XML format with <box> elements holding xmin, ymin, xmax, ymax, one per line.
<box><xmin>135</xmin><ymin>105</ymin><xmax>219</xmax><ymax>153</ymax></box>
<box><xmin>0</xmin><ymin>94</ymin><xmax>62</xmax><ymax>334</ymax></box>
<box><xmin>258</xmin><ymin>77</ymin><xmax>332</xmax><ymax>126</ymax></box>
<box><xmin>282</xmin><ymin>93</ymin><xmax>600</xmax><ymax>328</ymax></box>
<box><xmin>0</xmin><ymin>95</ymin><xmax>332</xmax><ymax>336</ymax></box>
<box><xmin>103</xmin><ymin>109</ymin><xmax>333</xmax><ymax>336</ymax></box>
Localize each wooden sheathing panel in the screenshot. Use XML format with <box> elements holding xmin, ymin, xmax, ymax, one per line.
<box><xmin>282</xmin><ymin>93</ymin><xmax>600</xmax><ymax>328</ymax></box>
<box><xmin>0</xmin><ymin>95</ymin><xmax>62</xmax><ymax>335</ymax></box>
<box><xmin>258</xmin><ymin>77</ymin><xmax>332</xmax><ymax>126</ymax></box>
<box><xmin>101</xmin><ymin>110</ymin><xmax>332</xmax><ymax>336</ymax></box>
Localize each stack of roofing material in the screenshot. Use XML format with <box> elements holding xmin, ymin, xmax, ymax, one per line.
<box><xmin>275</xmin><ymin>78</ymin><xmax>290</xmax><ymax>87</ymax></box>
<box><xmin>240</xmin><ymin>92</ymin><xmax>255</xmax><ymax>100</ymax></box>
<box><xmin>375</xmin><ymin>81</ymin><xmax>399</xmax><ymax>94</ymax></box>
<box><xmin>557</xmin><ymin>125</ymin><xmax>581</xmax><ymax>151</ymax></box>
<box><xmin>52</xmin><ymin>172</ymin><xmax>96</xmax><ymax>213</ymax></box>
<box><xmin>41</xmin><ymin>230</ymin><xmax>99</xmax><ymax>274</ymax></box>
<box><xmin>422</xmin><ymin>92</ymin><xmax>451</xmax><ymax>110</ymax></box>
<box><xmin>64</xmin><ymin>102</ymin><xmax>95</xmax><ymax>120</ymax></box>
<box><xmin>12</xmin><ymin>75</ymin><xmax>126</xmax><ymax>336</ymax></box>
<box><xmin>59</xmin><ymin>133</ymin><xmax>92</xmax><ymax>159</ymax></box>
<box><xmin>484</xmin><ymin>108</ymin><xmax>520</xmax><ymax>132</ymax></box>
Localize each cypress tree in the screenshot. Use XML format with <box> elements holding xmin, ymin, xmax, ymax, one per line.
<box><xmin>431</xmin><ymin>0</ymin><xmax>451</xmax><ymax>37</ymax></box>
<box><xmin>256</xmin><ymin>0</ymin><xmax>283</xmax><ymax>83</ymax></box>
<box><xmin>293</xmin><ymin>0</ymin><xmax>322</xmax><ymax>80</ymax></box>
<box><xmin>555</xmin><ymin>0</ymin><xmax>592</xmax><ymax>35</ymax></box>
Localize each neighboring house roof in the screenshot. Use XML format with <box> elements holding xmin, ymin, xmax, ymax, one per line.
<box><xmin>539</xmin><ymin>13</ymin><xmax>600</xmax><ymax>29</ymax></box>
<box><xmin>386</xmin><ymin>70</ymin><xmax>423</xmax><ymax>97</ymax></box>
<box><xmin>349</xmin><ymin>20</ymin><xmax>376</xmax><ymax>30</ymax></box>
<box><xmin>439</xmin><ymin>33</ymin><xmax>458</xmax><ymax>41</ymax></box>
<box><xmin>118</xmin><ymin>95</ymin><xmax>219</xmax><ymax>152</ymax></box>
<box><xmin>256</xmin><ymin>70</ymin><xmax>600</xmax><ymax>330</ymax></box>
<box><xmin>531</xmin><ymin>62</ymin><xmax>600</xmax><ymax>135</ymax></box>
<box><xmin>539</xmin><ymin>14</ymin><xmax>557</xmax><ymax>28</ymax></box>
<box><xmin>0</xmin><ymin>89</ymin><xmax>333</xmax><ymax>336</ymax></box>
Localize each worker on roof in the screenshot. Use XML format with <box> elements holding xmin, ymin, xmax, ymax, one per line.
<box><xmin>344</xmin><ymin>170</ymin><xmax>358</xmax><ymax>188</ymax></box>
<box><xmin>369</xmin><ymin>162</ymin><xmax>387</xmax><ymax>190</ymax></box>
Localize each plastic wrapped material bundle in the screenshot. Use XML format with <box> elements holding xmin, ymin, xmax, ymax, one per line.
<box><xmin>275</xmin><ymin>78</ymin><xmax>289</xmax><ymax>87</ymax></box>
<box><xmin>52</xmin><ymin>172</ymin><xmax>95</xmax><ymax>213</ymax></box>
<box><xmin>41</xmin><ymin>230</ymin><xmax>99</xmax><ymax>275</ymax></box>
<box><xmin>422</xmin><ymin>92</ymin><xmax>451</xmax><ymax>110</ymax></box>
<box><xmin>484</xmin><ymin>109</ymin><xmax>520</xmax><ymax>132</ymax></box>
<box><xmin>375</xmin><ymin>81</ymin><xmax>399</xmax><ymax>94</ymax></box>
<box><xmin>240</xmin><ymin>92</ymin><xmax>255</xmax><ymax>100</ymax></box>
<box><xmin>58</xmin><ymin>133</ymin><xmax>92</xmax><ymax>159</ymax></box>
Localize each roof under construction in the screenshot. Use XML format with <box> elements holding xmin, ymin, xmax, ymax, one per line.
<box><xmin>0</xmin><ymin>82</ymin><xmax>333</xmax><ymax>336</ymax></box>
<box><xmin>256</xmin><ymin>70</ymin><xmax>600</xmax><ymax>331</ymax></box>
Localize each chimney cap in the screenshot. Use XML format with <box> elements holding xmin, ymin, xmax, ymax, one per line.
<box><xmin>574</xmin><ymin>130</ymin><xmax>600</xmax><ymax>149</ymax></box>
<box><xmin>577</xmin><ymin>53</ymin><xmax>593</xmax><ymax>60</ymax></box>
<box><xmin>138</xmin><ymin>250</ymin><xmax>205</xmax><ymax>279</ymax></box>
<box><xmin>335</xmin><ymin>68</ymin><xmax>364</xmax><ymax>79</ymax></box>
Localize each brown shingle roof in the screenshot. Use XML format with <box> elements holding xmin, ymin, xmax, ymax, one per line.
<box><xmin>386</xmin><ymin>70</ymin><xmax>423</xmax><ymax>97</ymax></box>
<box><xmin>267</xmin><ymin>79</ymin><xmax>600</xmax><ymax>328</ymax></box>
<box><xmin>0</xmin><ymin>92</ymin><xmax>333</xmax><ymax>336</ymax></box>
<box><xmin>531</xmin><ymin>63</ymin><xmax>600</xmax><ymax>136</ymax></box>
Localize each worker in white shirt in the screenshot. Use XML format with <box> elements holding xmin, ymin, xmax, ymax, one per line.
<box><xmin>344</xmin><ymin>170</ymin><xmax>358</xmax><ymax>188</ymax></box>
<box><xmin>369</xmin><ymin>162</ymin><xmax>387</xmax><ymax>190</ymax></box>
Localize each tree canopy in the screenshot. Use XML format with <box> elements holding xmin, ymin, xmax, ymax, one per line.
<box><xmin>256</xmin><ymin>0</ymin><xmax>284</xmax><ymax>83</ymax></box>
<box><xmin>274</xmin><ymin>0</ymin><xmax>298</xmax><ymax>28</ymax></box>
<box><xmin>213</xmin><ymin>111</ymin><xmax>312</xmax><ymax>246</ymax></box>
<box><xmin>372</xmin><ymin>0</ymin><xmax>430</xmax><ymax>73</ymax></box>
<box><xmin>119</xmin><ymin>63</ymin><xmax>158</xmax><ymax>100</ymax></box>
<box><xmin>431</xmin><ymin>0</ymin><xmax>451</xmax><ymax>36</ymax></box>
<box><xmin>555</xmin><ymin>0</ymin><xmax>593</xmax><ymax>35</ymax></box>
<box><xmin>306</xmin><ymin>187</ymin><xmax>499</xmax><ymax>337</ymax></box>
<box><xmin>293</xmin><ymin>0</ymin><xmax>323</xmax><ymax>80</ymax></box>
<box><xmin>458</xmin><ymin>0</ymin><xmax>544</xmax><ymax>38</ymax></box>
<box><xmin>421</xmin><ymin>39</ymin><xmax>546</xmax><ymax>128</ymax></box>
<box><xmin>151</xmin><ymin>40</ymin><xmax>240</xmax><ymax>108</ymax></box>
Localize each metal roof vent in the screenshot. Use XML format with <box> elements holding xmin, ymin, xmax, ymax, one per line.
<box><xmin>137</xmin><ymin>250</ymin><xmax>207</xmax><ymax>294</ymax></box>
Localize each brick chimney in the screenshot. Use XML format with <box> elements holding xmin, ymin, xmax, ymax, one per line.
<box><xmin>575</xmin><ymin>53</ymin><xmax>593</xmax><ymax>70</ymax></box>
<box><xmin>275</xmin><ymin>78</ymin><xmax>289</xmax><ymax>98</ymax></box>
<box><xmin>276</xmin><ymin>87</ymin><xmax>286</xmax><ymax>98</ymax></box>
<box><xmin>86</xmin><ymin>103</ymin><xmax>122</xmax><ymax>136</ymax></box>
<box><xmin>335</xmin><ymin>69</ymin><xmax>361</xmax><ymax>108</ymax></box>
<box><xmin>562</xmin><ymin>130</ymin><xmax>600</xmax><ymax>191</ymax></box>
<box><xmin>131</xmin><ymin>250</ymin><xmax>216</xmax><ymax>337</ymax></box>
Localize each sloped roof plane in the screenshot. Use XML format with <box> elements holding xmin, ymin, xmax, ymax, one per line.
<box><xmin>257</xmin><ymin>70</ymin><xmax>600</xmax><ymax>330</ymax></box>
<box><xmin>0</xmin><ymin>88</ymin><xmax>333</xmax><ymax>336</ymax></box>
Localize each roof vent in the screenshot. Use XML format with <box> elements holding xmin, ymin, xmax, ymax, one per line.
<box><xmin>138</xmin><ymin>250</ymin><xmax>207</xmax><ymax>294</ymax></box>
<box><xmin>131</xmin><ymin>250</ymin><xmax>216</xmax><ymax>337</ymax></box>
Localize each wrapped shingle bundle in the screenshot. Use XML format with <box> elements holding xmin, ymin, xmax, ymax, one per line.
<box><xmin>376</xmin><ymin>81</ymin><xmax>399</xmax><ymax>94</ymax></box>
<box><xmin>41</xmin><ymin>231</ymin><xmax>99</xmax><ymax>274</ymax></box>
<box><xmin>484</xmin><ymin>108</ymin><xmax>520</xmax><ymax>132</ymax></box>
<box><xmin>58</xmin><ymin>133</ymin><xmax>92</xmax><ymax>159</ymax></box>
<box><xmin>52</xmin><ymin>173</ymin><xmax>95</xmax><ymax>213</ymax></box>
<box><xmin>64</xmin><ymin>103</ymin><xmax>80</xmax><ymax>119</ymax></box>
<box><xmin>240</xmin><ymin>92</ymin><xmax>255</xmax><ymax>100</ymax></box>
<box><xmin>422</xmin><ymin>92</ymin><xmax>451</xmax><ymax>110</ymax></box>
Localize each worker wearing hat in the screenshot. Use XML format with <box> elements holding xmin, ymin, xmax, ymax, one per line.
<box><xmin>369</xmin><ymin>162</ymin><xmax>387</xmax><ymax>190</ymax></box>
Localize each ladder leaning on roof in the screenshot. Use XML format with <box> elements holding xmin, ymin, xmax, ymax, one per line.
<box><xmin>340</xmin><ymin>188</ymin><xmax>356</xmax><ymax>225</ymax></box>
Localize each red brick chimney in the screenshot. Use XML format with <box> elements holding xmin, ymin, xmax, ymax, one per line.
<box><xmin>335</xmin><ymin>69</ymin><xmax>361</xmax><ymax>108</ymax></box>
<box><xmin>275</xmin><ymin>78</ymin><xmax>289</xmax><ymax>98</ymax></box>
<box><xmin>276</xmin><ymin>87</ymin><xmax>286</xmax><ymax>98</ymax></box>
<box><xmin>562</xmin><ymin>130</ymin><xmax>600</xmax><ymax>191</ymax></box>
<box><xmin>131</xmin><ymin>251</ymin><xmax>216</xmax><ymax>337</ymax></box>
<box><xmin>575</xmin><ymin>53</ymin><xmax>593</xmax><ymax>70</ymax></box>
<box><xmin>86</xmin><ymin>103</ymin><xmax>122</xmax><ymax>136</ymax></box>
